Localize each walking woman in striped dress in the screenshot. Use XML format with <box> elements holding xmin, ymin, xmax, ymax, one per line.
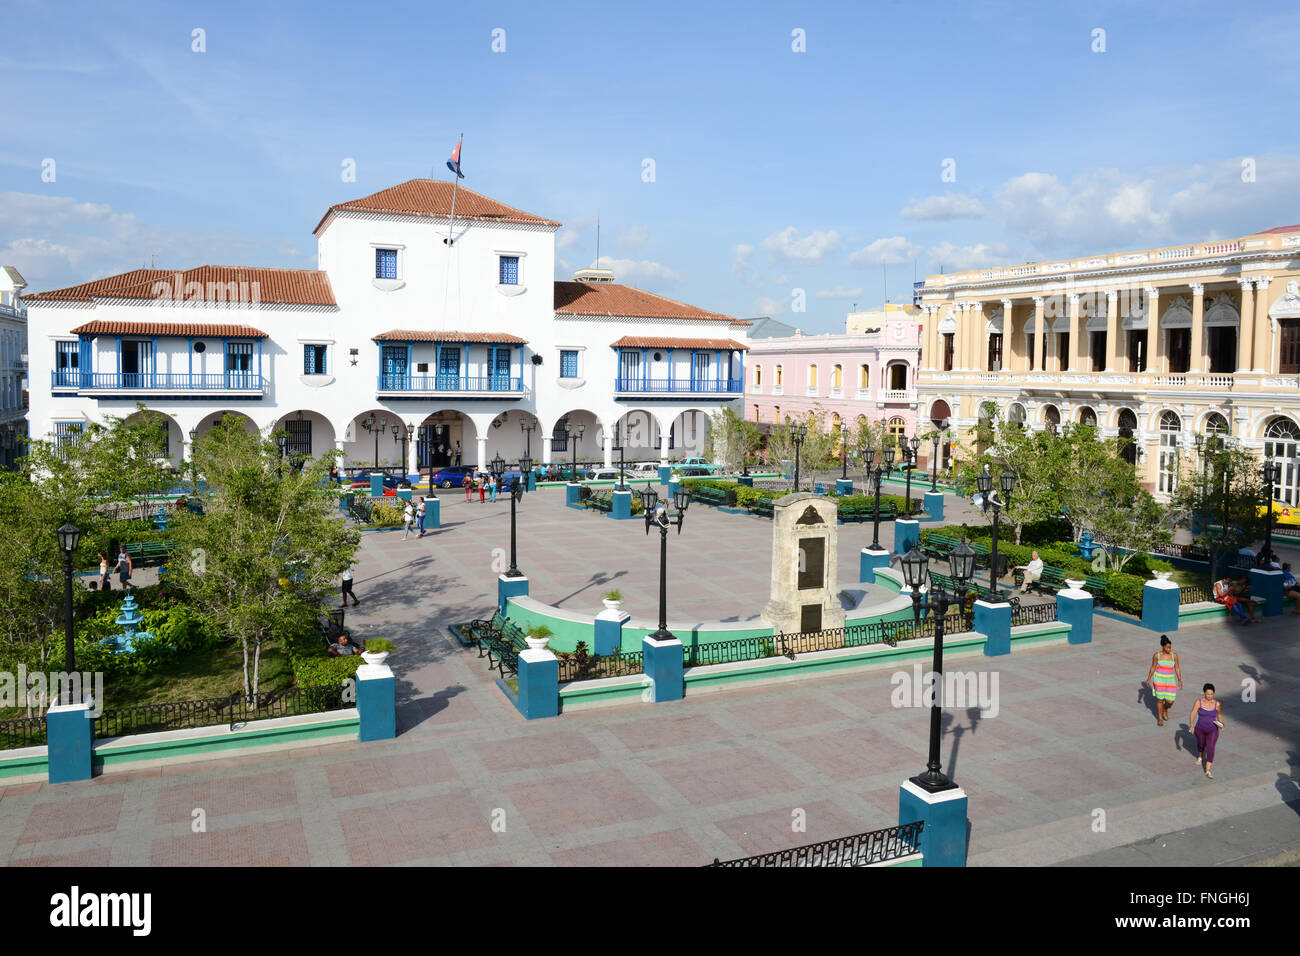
<box><xmin>1144</xmin><ymin>636</ymin><xmax>1182</xmax><ymax>727</ymax></box>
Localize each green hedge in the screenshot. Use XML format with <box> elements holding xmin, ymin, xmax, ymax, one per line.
<box><xmin>1104</xmin><ymin>572</ymin><xmax>1146</xmax><ymax>615</ymax></box>
<box><xmin>280</xmin><ymin>613</ymin><xmax>362</xmax><ymax>687</ymax></box>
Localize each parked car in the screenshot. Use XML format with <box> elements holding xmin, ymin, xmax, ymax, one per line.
<box><xmin>429</xmin><ymin>465</ymin><xmax>478</xmax><ymax>489</ymax></box>
<box><xmin>677</xmin><ymin>466</ymin><xmax>711</xmax><ymax>477</ymax></box>
<box><xmin>631</xmin><ymin>462</ymin><xmax>661</xmax><ymax>475</ymax></box>
<box><xmin>347</xmin><ymin>472</ymin><xmax>401</xmax><ymax>495</ymax></box>
<box><xmin>1257</xmin><ymin>499</ymin><xmax>1300</xmax><ymax>526</ymax></box>
<box><xmin>585</xmin><ymin>468</ymin><xmax>631</xmax><ymax>482</ymax></box>
<box><xmin>676</xmin><ymin>457</ymin><xmax>723</xmax><ymax>474</ymax></box>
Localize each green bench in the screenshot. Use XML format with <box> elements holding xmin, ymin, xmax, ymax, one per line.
<box><xmin>466</xmin><ymin>610</ymin><xmax>527</xmax><ymax>679</ymax></box>
<box><xmin>692</xmin><ymin>487</ymin><xmax>728</xmax><ymax>507</ymax></box>
<box><xmin>1013</xmin><ymin>563</ymin><xmax>1068</xmax><ymax>594</ymax></box>
<box><xmin>922</xmin><ymin>533</ymin><xmax>962</xmax><ymax>557</ymax></box>
<box><xmin>123</xmin><ymin>541</ymin><xmax>172</xmax><ymax>567</ymax></box>
<box><xmin>584</xmin><ymin>492</ymin><xmax>614</xmax><ymax>514</ymax></box>
<box><xmin>349</xmin><ymin>497</ymin><xmax>375</xmax><ymax>523</ymax></box>
<box><xmin>749</xmin><ymin>498</ymin><xmax>776</xmax><ymax>518</ymax></box>
<box><xmin>1083</xmin><ymin>574</ymin><xmax>1108</xmax><ymax>599</ymax></box>
<box><xmin>836</xmin><ymin>502</ymin><xmax>872</xmax><ymax>523</ymax></box>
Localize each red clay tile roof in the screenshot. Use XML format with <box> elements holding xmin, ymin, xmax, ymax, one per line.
<box><xmin>316</xmin><ymin>179</ymin><xmax>560</xmax><ymax>233</ymax></box>
<box><xmin>610</xmin><ymin>336</ymin><xmax>748</xmax><ymax>351</ymax></box>
<box><xmin>26</xmin><ymin>266</ymin><xmax>335</xmax><ymax>306</ymax></box>
<box><xmin>70</xmin><ymin>320</ymin><xmax>269</xmax><ymax>338</ymax></box>
<box><xmin>1258</xmin><ymin>224</ymin><xmax>1300</xmax><ymax>234</ymax></box>
<box><xmin>373</xmin><ymin>330</ymin><xmax>528</xmax><ymax>344</ymax></box>
<box><xmin>554</xmin><ymin>281</ymin><xmax>736</xmax><ymax>322</ymax></box>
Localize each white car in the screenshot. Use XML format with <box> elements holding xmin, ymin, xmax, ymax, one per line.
<box><xmin>585</xmin><ymin>468</ymin><xmax>631</xmax><ymax>482</ymax></box>
<box><xmin>631</xmin><ymin>462</ymin><xmax>661</xmax><ymax>474</ymax></box>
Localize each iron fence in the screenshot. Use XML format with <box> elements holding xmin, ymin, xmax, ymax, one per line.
<box><xmin>1179</xmin><ymin>584</ymin><xmax>1212</xmax><ymax>605</ymax></box>
<box><xmin>0</xmin><ymin>716</ymin><xmax>47</xmax><ymax>751</ymax></box>
<box><xmin>93</xmin><ymin>685</ymin><xmax>353</xmax><ymax>739</ymax></box>
<box><xmin>708</xmin><ymin>821</ymin><xmax>925</xmax><ymax>867</ymax></box>
<box><xmin>556</xmin><ymin>650</ymin><xmax>644</xmax><ymax>683</ymax></box>
<box><xmin>1010</xmin><ymin>603</ymin><xmax>1059</xmax><ymax>625</ymax></box>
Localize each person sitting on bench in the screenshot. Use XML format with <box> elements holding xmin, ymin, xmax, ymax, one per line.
<box><xmin>328</xmin><ymin>633</ymin><xmax>366</xmax><ymax>656</ymax></box>
<box><xmin>1015</xmin><ymin>552</ymin><xmax>1044</xmax><ymax>594</ymax></box>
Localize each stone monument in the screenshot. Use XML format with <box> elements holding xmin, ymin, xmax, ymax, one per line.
<box><xmin>762</xmin><ymin>493</ymin><xmax>846</xmax><ymax>635</ymax></box>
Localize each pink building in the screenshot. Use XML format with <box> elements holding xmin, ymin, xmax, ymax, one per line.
<box><xmin>745</xmin><ymin>311</ymin><xmax>924</xmax><ymax>449</ymax></box>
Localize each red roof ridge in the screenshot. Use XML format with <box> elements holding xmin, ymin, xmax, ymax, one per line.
<box><xmin>316</xmin><ymin>179</ymin><xmax>561</xmax><ymax>233</ymax></box>
<box><xmin>553</xmin><ymin>280</ymin><xmax>735</xmax><ymax>323</ymax></box>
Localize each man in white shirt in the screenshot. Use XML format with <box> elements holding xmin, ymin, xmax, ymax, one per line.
<box><xmin>341</xmin><ymin>565</ymin><xmax>359</xmax><ymax>607</ymax></box>
<box><xmin>1015</xmin><ymin>551</ymin><xmax>1044</xmax><ymax>594</ymax></box>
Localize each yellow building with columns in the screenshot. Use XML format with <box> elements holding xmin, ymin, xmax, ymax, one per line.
<box><xmin>915</xmin><ymin>225</ymin><xmax>1300</xmax><ymax>504</ymax></box>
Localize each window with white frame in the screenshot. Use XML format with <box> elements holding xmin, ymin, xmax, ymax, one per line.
<box><xmin>1157</xmin><ymin>411</ymin><xmax>1181</xmax><ymax>495</ymax></box>
<box><xmin>375</xmin><ymin>248</ymin><xmax>398</xmax><ymax>279</ymax></box>
<box><xmin>499</xmin><ymin>255</ymin><xmax>520</xmax><ymax>285</ymax></box>
<box><xmin>560</xmin><ymin>350</ymin><xmax>579</xmax><ymax>378</ymax></box>
<box><xmin>303</xmin><ymin>344</ymin><xmax>327</xmax><ymax>375</ymax></box>
<box><xmin>54</xmin><ymin>422</ymin><xmax>82</xmax><ymax>460</ymax></box>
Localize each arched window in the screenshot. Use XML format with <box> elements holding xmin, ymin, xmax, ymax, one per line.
<box><xmin>774</xmin><ymin>405</ymin><xmax>781</xmax><ymax>423</ymax></box>
<box><xmin>887</xmin><ymin>362</ymin><xmax>908</xmax><ymax>391</ymax></box>
<box><xmin>1008</xmin><ymin>403</ymin><xmax>1026</xmax><ymax>430</ymax></box>
<box><xmin>832</xmin><ymin>364</ymin><xmax>843</xmax><ymax>389</ymax></box>
<box><xmin>859</xmin><ymin>364</ymin><xmax>870</xmax><ymax>389</ymax></box>
<box><xmin>808</xmin><ymin>364</ymin><xmax>818</xmax><ymax>391</ymax></box>
<box><xmin>1117</xmin><ymin>409</ymin><xmax>1138</xmax><ymax>465</ymax></box>
<box><xmin>1043</xmin><ymin>405</ymin><xmax>1061</xmax><ymax>431</ymax></box>
<box><xmin>1204</xmin><ymin>412</ymin><xmax>1229</xmax><ymax>436</ymax></box>
<box><xmin>831</xmin><ymin>412</ymin><xmax>842</xmax><ymax>432</ymax></box>
<box><xmin>888</xmin><ymin>416</ymin><xmax>906</xmax><ymax>446</ymax></box>
<box><xmin>753</xmin><ymin>404</ymin><xmax>760</xmax><ymax>421</ymax></box>
<box><xmin>1265</xmin><ymin>417</ymin><xmax>1300</xmax><ymax>506</ymax></box>
<box><xmin>1158</xmin><ymin>411</ymin><xmax>1181</xmax><ymax>495</ymax></box>
<box><xmin>775</xmin><ymin>364</ymin><xmax>783</xmax><ymax>386</ymax></box>
<box><xmin>1077</xmin><ymin>406</ymin><xmax>1097</xmax><ymax>427</ymax></box>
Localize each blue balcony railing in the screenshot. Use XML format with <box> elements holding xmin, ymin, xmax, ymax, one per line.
<box><xmin>377</xmin><ymin>374</ymin><xmax>523</xmax><ymax>392</ymax></box>
<box><xmin>615</xmin><ymin>378</ymin><xmax>743</xmax><ymax>394</ymax></box>
<box><xmin>53</xmin><ymin>371</ymin><xmax>265</xmax><ymax>391</ymax></box>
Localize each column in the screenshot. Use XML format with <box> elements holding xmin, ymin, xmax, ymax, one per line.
<box><xmin>603</xmin><ymin>433</ymin><xmax>613</xmax><ymax>469</ymax></box>
<box><xmin>966</xmin><ymin>302</ymin><xmax>984</xmax><ymax>372</ymax></box>
<box><xmin>1188</xmin><ymin>283</ymin><xmax>1206</xmax><ymax>373</ymax></box>
<box><xmin>1105</xmin><ymin>290</ymin><xmax>1121</xmax><ymax>371</ymax></box>
<box><xmin>1069</xmin><ymin>294</ymin><xmax>1085</xmax><ymax>371</ymax></box>
<box><xmin>1144</xmin><ymin>287</ymin><xmax>1160</xmax><ymax>375</ymax></box>
<box><xmin>1000</xmin><ymin>299</ymin><xmax>1014</xmax><ymax>372</ymax></box>
<box><xmin>476</xmin><ymin>435</ymin><xmax>488</xmax><ymax>471</ymax></box>
<box><xmin>1254</xmin><ymin>277</ymin><xmax>1273</xmax><ymax>372</ymax></box>
<box><xmin>1237</xmin><ymin>279</ymin><xmax>1255</xmax><ymax>375</ymax></box>
<box><xmin>407</xmin><ymin>430</ymin><xmax>419</xmax><ymax>479</ymax></box>
<box><xmin>1032</xmin><ymin>297</ymin><xmax>1045</xmax><ymax>371</ymax></box>
<box><xmin>928</xmin><ymin>306</ymin><xmax>941</xmax><ymax>372</ymax></box>
<box><xmin>922</xmin><ymin>306</ymin><xmax>936</xmax><ymax>371</ymax></box>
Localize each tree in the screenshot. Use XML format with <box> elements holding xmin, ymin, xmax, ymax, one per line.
<box><xmin>166</xmin><ymin>419</ymin><xmax>360</xmax><ymax>701</ymax></box>
<box><xmin>703</xmin><ymin>406</ymin><xmax>761</xmax><ymax>471</ymax></box>
<box><xmin>1171</xmin><ymin>438</ymin><xmax>1266</xmax><ymax>584</ymax></box>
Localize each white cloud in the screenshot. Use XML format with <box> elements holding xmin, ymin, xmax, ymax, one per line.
<box><xmin>753</xmin><ymin>295</ymin><xmax>789</xmax><ymax>315</ymax></box>
<box><xmin>761</xmin><ymin>226</ymin><xmax>841</xmax><ymax>264</ymax></box>
<box><xmin>926</xmin><ymin>241</ymin><xmax>1014</xmax><ymax>271</ymax></box>
<box><xmin>848</xmin><ymin>236</ymin><xmax>922</xmax><ymax>267</ymax></box>
<box><xmin>591</xmin><ymin>256</ymin><xmax>684</xmax><ymax>284</ymax></box>
<box><xmin>901</xmin><ymin>193</ymin><xmax>986</xmax><ymax>220</ymax></box>
<box><xmin>815</xmin><ymin>285</ymin><xmax>864</xmax><ymax>300</ymax></box>
<box><xmin>732</xmin><ymin>242</ymin><xmax>756</xmax><ymax>281</ymax></box>
<box><xmin>619</xmin><ymin>226</ymin><xmax>650</xmax><ymax>250</ymax></box>
<box><xmin>555</xmin><ymin>216</ymin><xmax>595</xmax><ymax>251</ymax></box>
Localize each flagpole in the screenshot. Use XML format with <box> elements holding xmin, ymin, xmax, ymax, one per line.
<box><xmin>446</xmin><ymin>132</ymin><xmax>462</xmax><ymax>246</ymax></box>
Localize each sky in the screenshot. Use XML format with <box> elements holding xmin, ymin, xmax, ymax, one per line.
<box><xmin>2</xmin><ymin>0</ymin><xmax>1299</xmax><ymax>333</ymax></box>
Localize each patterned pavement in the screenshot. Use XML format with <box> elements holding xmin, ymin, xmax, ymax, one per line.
<box><xmin>2</xmin><ymin>487</ymin><xmax>1297</xmax><ymax>866</ymax></box>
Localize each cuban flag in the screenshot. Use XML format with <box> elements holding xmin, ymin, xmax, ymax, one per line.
<box><xmin>446</xmin><ymin>139</ymin><xmax>464</xmax><ymax>179</ymax></box>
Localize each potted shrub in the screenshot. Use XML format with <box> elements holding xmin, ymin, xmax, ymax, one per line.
<box><xmin>602</xmin><ymin>589</ymin><xmax>623</xmax><ymax>613</ymax></box>
<box><xmin>524</xmin><ymin>624</ymin><xmax>553</xmax><ymax>652</ymax></box>
<box><xmin>361</xmin><ymin>637</ymin><xmax>394</xmax><ymax>666</ymax></box>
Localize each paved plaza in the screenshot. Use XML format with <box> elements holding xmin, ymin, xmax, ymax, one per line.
<box><xmin>1</xmin><ymin>486</ymin><xmax>1298</xmax><ymax>867</ymax></box>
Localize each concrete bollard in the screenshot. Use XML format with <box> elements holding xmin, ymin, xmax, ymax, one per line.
<box><xmin>611</xmin><ymin>490</ymin><xmax>632</xmax><ymax>520</ymax></box>
<box><xmin>642</xmin><ymin>636</ymin><xmax>684</xmax><ymax>702</ymax></box>
<box><xmin>860</xmin><ymin>548</ymin><xmax>891</xmax><ymax>584</ymax></box>
<box><xmin>356</xmin><ymin>664</ymin><xmax>396</xmax><ymax>741</ymax></box>
<box><xmin>893</xmin><ymin>518</ymin><xmax>920</xmax><ymax>555</ymax></box>
<box><xmin>46</xmin><ymin>701</ymin><xmax>94</xmax><ymax>784</ymax></box>
<box><xmin>923</xmin><ymin>491</ymin><xmax>944</xmax><ymax>522</ymax></box>
<box><xmin>835</xmin><ymin>479</ymin><xmax>853</xmax><ymax>495</ymax></box>
<box><xmin>498</xmin><ymin>574</ymin><xmax>530</xmax><ymax>613</ymax></box>
<box><xmin>1056</xmin><ymin>585</ymin><xmax>1093</xmax><ymax>644</ymax></box>
<box><xmin>594</xmin><ymin>605</ymin><xmax>631</xmax><ymax>655</ymax></box>
<box><xmin>1249</xmin><ymin>568</ymin><xmax>1283</xmax><ymax>617</ymax></box>
<box><xmin>516</xmin><ymin>646</ymin><xmax>559</xmax><ymax>719</ymax></box>
<box><xmin>899</xmin><ymin>781</ymin><xmax>968</xmax><ymax>867</ymax></box>
<box><xmin>1141</xmin><ymin>578</ymin><xmax>1180</xmax><ymax>632</ymax></box>
<box><xmin>426</xmin><ymin>497</ymin><xmax>441</xmax><ymax>529</ymax></box>
<box><xmin>974</xmin><ymin>599</ymin><xmax>1012</xmax><ymax>656</ymax></box>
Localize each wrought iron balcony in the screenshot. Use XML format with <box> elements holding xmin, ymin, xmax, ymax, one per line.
<box><xmin>614</xmin><ymin>377</ymin><xmax>743</xmax><ymax>394</ymax></box>
<box><xmin>52</xmin><ymin>371</ymin><xmax>265</xmax><ymax>394</ymax></box>
<box><xmin>376</xmin><ymin>373</ymin><xmax>524</xmax><ymax>395</ymax></box>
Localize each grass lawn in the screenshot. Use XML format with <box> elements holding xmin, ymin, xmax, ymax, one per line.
<box><xmin>0</xmin><ymin>642</ymin><xmax>296</xmax><ymax>721</ymax></box>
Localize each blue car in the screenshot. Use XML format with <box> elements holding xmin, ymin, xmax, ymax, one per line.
<box><xmin>347</xmin><ymin>472</ymin><xmax>403</xmax><ymax>494</ymax></box>
<box><xmin>429</xmin><ymin>465</ymin><xmax>477</xmax><ymax>489</ymax></box>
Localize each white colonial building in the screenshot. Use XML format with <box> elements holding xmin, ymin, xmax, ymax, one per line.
<box><xmin>24</xmin><ymin>180</ymin><xmax>749</xmax><ymax>475</ymax></box>
<box><xmin>0</xmin><ymin>266</ymin><xmax>28</xmax><ymax>469</ymax></box>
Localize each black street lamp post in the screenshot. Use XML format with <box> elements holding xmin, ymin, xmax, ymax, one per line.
<box><xmin>791</xmin><ymin>422</ymin><xmax>808</xmax><ymax>492</ymax></box>
<box><xmin>640</xmin><ymin>486</ymin><xmax>691</xmax><ymax>642</ymax></box>
<box><xmin>900</xmin><ymin>540</ymin><xmax>976</xmax><ymax>793</ymax></box>
<box><xmin>57</xmin><ymin>522</ymin><xmax>81</xmax><ymax>699</ymax></box>
<box><xmin>905</xmin><ymin>434</ymin><xmax>920</xmax><ymax>515</ymax></box>
<box><xmin>840</xmin><ymin>423</ymin><xmax>848</xmax><ymax>480</ymax></box>
<box><xmin>929</xmin><ymin>430</ymin><xmax>942</xmax><ymax>493</ymax></box>
<box><xmin>492</xmin><ymin>453</ymin><xmax>531</xmax><ymax>577</ymax></box>
<box><xmin>565</xmin><ymin>421</ymin><xmax>586</xmax><ymax>481</ymax></box>
<box><xmin>276</xmin><ymin>432</ymin><xmax>287</xmax><ymax>478</ymax></box>
<box><xmin>521</xmin><ymin>419</ymin><xmax>536</xmax><ymax>460</ymax></box>
<box><xmin>361</xmin><ymin>413</ymin><xmax>386</xmax><ymax>470</ymax></box>
<box><xmin>614</xmin><ymin>422</ymin><xmax>627</xmax><ymax>490</ymax></box>
<box><xmin>1263</xmin><ymin>460</ymin><xmax>1281</xmax><ymax>562</ymax></box>
<box><xmin>976</xmin><ymin>465</ymin><xmax>1016</xmax><ymax>601</ymax></box>
<box><xmin>392</xmin><ymin>421</ymin><xmax>414</xmax><ymax>480</ymax></box>
<box><xmin>869</xmin><ymin>459</ymin><xmax>885</xmax><ymax>551</ymax></box>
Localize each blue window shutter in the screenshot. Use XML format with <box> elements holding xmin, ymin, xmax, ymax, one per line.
<box><xmin>304</xmin><ymin>345</ymin><xmax>313</xmax><ymax>375</ymax></box>
<box><xmin>560</xmin><ymin>350</ymin><xmax>578</xmax><ymax>377</ymax></box>
<box><xmin>376</xmin><ymin>248</ymin><xmax>397</xmax><ymax>279</ymax></box>
<box><xmin>499</xmin><ymin>256</ymin><xmax>519</xmax><ymax>285</ymax></box>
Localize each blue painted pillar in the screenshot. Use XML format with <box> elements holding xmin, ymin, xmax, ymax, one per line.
<box><xmin>1141</xmin><ymin>579</ymin><xmax>1180</xmax><ymax>632</ymax></box>
<box><xmin>737</xmin><ymin>475</ymin><xmax>754</xmax><ymax>487</ymax></box>
<box><xmin>893</xmin><ymin>518</ymin><xmax>920</xmax><ymax>555</ymax></box>
<box><xmin>426</xmin><ymin>497</ymin><xmax>441</xmax><ymax>529</ymax></box>
<box><xmin>369</xmin><ymin>473</ymin><xmax>384</xmax><ymax>497</ymax></box>
<box><xmin>1056</xmin><ymin>585</ymin><xmax>1093</xmax><ymax>644</ymax></box>
<box><xmin>594</xmin><ymin>606</ymin><xmax>631</xmax><ymax>655</ymax></box>
<box><xmin>974</xmin><ymin>599</ymin><xmax>1013</xmax><ymax>656</ymax></box>
<box><xmin>517</xmin><ymin>644</ymin><xmax>559</xmax><ymax>719</ymax></box>
<box><xmin>658</xmin><ymin>465</ymin><xmax>672</xmax><ymax>485</ymax></box>
<box><xmin>1249</xmin><ymin>568</ymin><xmax>1283</xmax><ymax>617</ymax></box>
<box><xmin>899</xmin><ymin>781</ymin><xmax>968</xmax><ymax>867</ymax></box>
<box><xmin>611</xmin><ymin>490</ymin><xmax>632</xmax><ymax>520</ymax></box>
<box><xmin>835</xmin><ymin>478</ymin><xmax>853</xmax><ymax>495</ymax></box>
<box><xmin>565</xmin><ymin>483</ymin><xmax>583</xmax><ymax>508</ymax></box>
<box><xmin>498</xmin><ymin>574</ymin><xmax>530</xmax><ymax>613</ymax></box>
<box><xmin>356</xmin><ymin>664</ymin><xmax>396</xmax><ymax>741</ymax></box>
<box><xmin>46</xmin><ymin>701</ymin><xmax>94</xmax><ymax>784</ymax></box>
<box><xmin>860</xmin><ymin>547</ymin><xmax>891</xmax><ymax>584</ymax></box>
<box><xmin>527</xmin><ymin>471</ymin><xmax>537</xmax><ymax>492</ymax></box>
<box><xmin>339</xmin><ymin>493</ymin><xmax>350</xmax><ymax>516</ymax></box>
<box><xmin>667</xmin><ymin>477</ymin><xmax>680</xmax><ymax>500</ymax></box>
<box><xmin>642</xmin><ymin>636</ymin><xmax>684</xmax><ymax>702</ymax></box>
<box><xmin>396</xmin><ymin>488</ymin><xmax>412</xmax><ymax>502</ymax></box>
<box><xmin>924</xmin><ymin>491</ymin><xmax>945</xmax><ymax>521</ymax></box>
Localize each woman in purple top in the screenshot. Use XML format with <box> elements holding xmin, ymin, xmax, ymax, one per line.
<box><xmin>1190</xmin><ymin>683</ymin><xmax>1224</xmax><ymax>779</ymax></box>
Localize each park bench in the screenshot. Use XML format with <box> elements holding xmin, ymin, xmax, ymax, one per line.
<box><xmin>928</xmin><ymin>571</ymin><xmax>1018</xmax><ymax>606</ymax></box>
<box><xmin>317</xmin><ymin>608</ymin><xmax>346</xmax><ymax>649</ymax></box>
<box><xmin>922</xmin><ymin>533</ymin><xmax>962</xmax><ymax>557</ymax></box>
<box><xmin>466</xmin><ymin>610</ymin><xmax>527</xmax><ymax>679</ymax></box>
<box><xmin>584</xmin><ymin>491</ymin><xmax>614</xmax><ymax>514</ymax></box>
<box><xmin>692</xmin><ymin>487</ymin><xmax>728</xmax><ymax>507</ymax></box>
<box><xmin>749</xmin><ymin>498</ymin><xmax>776</xmax><ymax>518</ymax></box>
<box><xmin>836</xmin><ymin>502</ymin><xmax>871</xmax><ymax>523</ymax></box>
<box><xmin>1013</xmin><ymin>563</ymin><xmax>1068</xmax><ymax>594</ymax></box>
<box><xmin>123</xmin><ymin>540</ymin><xmax>173</xmax><ymax>567</ymax></box>
<box><xmin>1083</xmin><ymin>574</ymin><xmax>1109</xmax><ymax>601</ymax></box>
<box><xmin>349</xmin><ymin>496</ymin><xmax>375</xmax><ymax>523</ymax></box>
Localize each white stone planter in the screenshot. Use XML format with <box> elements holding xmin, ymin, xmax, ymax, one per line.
<box><xmin>360</xmin><ymin>651</ymin><xmax>390</xmax><ymax>666</ymax></box>
<box><xmin>524</xmin><ymin>636</ymin><xmax>550</xmax><ymax>651</ymax></box>
<box><xmin>1151</xmin><ymin>571</ymin><xmax>1173</xmax><ymax>582</ymax></box>
<box><xmin>1065</xmin><ymin>579</ymin><xmax>1085</xmax><ymax>591</ymax></box>
<box><xmin>602</xmin><ymin>599</ymin><xmax>622</xmax><ymax>613</ymax></box>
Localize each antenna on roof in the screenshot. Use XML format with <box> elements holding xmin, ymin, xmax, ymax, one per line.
<box><xmin>596</xmin><ymin>210</ymin><xmax>600</xmax><ymax>270</ymax></box>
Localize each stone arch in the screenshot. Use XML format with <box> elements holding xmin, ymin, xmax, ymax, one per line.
<box><xmin>928</xmin><ymin>399</ymin><xmax>952</xmax><ymax>425</ymax></box>
<box><xmin>1116</xmin><ymin>407</ymin><xmax>1139</xmax><ymax>465</ymax></box>
<box><xmin>1263</xmin><ymin>415</ymin><xmax>1300</xmax><ymax>506</ymax></box>
<box><xmin>271</xmin><ymin>409</ymin><xmax>337</xmax><ymax>462</ymax></box>
<box><xmin>124</xmin><ymin>408</ymin><xmax>184</xmax><ymax>470</ymax></box>
<box><xmin>1076</xmin><ymin>405</ymin><xmax>1098</xmax><ymax>426</ymax></box>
